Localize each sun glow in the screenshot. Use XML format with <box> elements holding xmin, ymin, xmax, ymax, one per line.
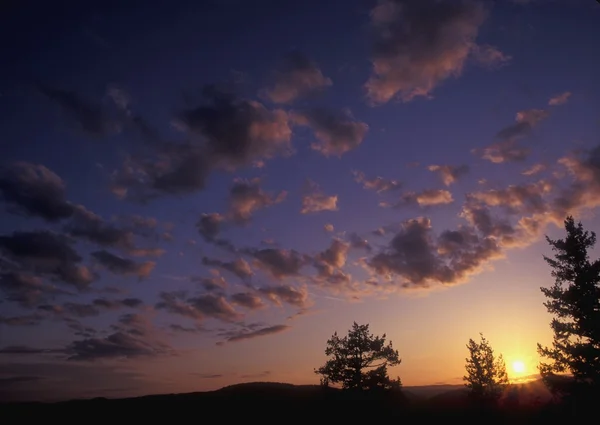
<box><xmin>512</xmin><ymin>360</ymin><xmax>526</xmax><ymax>375</ymax></box>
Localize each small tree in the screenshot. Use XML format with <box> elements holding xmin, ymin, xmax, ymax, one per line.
<box><xmin>315</xmin><ymin>322</ymin><xmax>401</xmax><ymax>391</ymax></box>
<box><xmin>464</xmin><ymin>333</ymin><xmax>509</xmax><ymax>404</ymax></box>
<box><xmin>537</xmin><ymin>216</ymin><xmax>600</xmax><ymax>399</ymax></box>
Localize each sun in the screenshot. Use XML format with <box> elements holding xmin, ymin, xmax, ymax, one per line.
<box><xmin>512</xmin><ymin>360</ymin><xmax>526</xmax><ymax>374</ymax></box>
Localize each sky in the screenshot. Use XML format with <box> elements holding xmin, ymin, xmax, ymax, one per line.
<box><xmin>0</xmin><ymin>0</ymin><xmax>599</xmax><ymax>402</ymax></box>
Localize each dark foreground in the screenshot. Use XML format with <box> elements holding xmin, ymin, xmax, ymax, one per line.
<box><xmin>0</xmin><ymin>382</ymin><xmax>589</xmax><ymax>423</ymax></box>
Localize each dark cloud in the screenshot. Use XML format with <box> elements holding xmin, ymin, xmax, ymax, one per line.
<box><xmin>300</xmin><ymin>180</ymin><xmax>338</xmax><ymax>214</ymax></box>
<box><xmin>0</xmin><ymin>272</ymin><xmax>69</xmax><ymax>308</ymax></box>
<box><xmin>474</xmin><ymin>109</ymin><xmax>549</xmax><ymax>163</ymax></box>
<box><xmin>156</xmin><ymin>291</ymin><xmax>241</xmax><ymax>322</ymax></box>
<box><xmin>348</xmin><ymin>232</ymin><xmax>373</xmax><ymax>253</ymax></box>
<box><xmin>192</xmin><ymin>275</ymin><xmax>228</xmax><ymax>292</ymax></box>
<box><xmin>427</xmin><ymin>164</ymin><xmax>469</xmax><ymax>186</ymax></box>
<box><xmin>352</xmin><ymin>171</ymin><xmax>402</xmax><ymax>193</ymax></box>
<box><xmin>218</xmin><ymin>324</ymin><xmax>290</xmax><ymax>344</ymax></box>
<box><xmin>313</xmin><ymin>239</ymin><xmax>352</xmax><ymax>284</ymax></box>
<box><xmin>197</xmin><ymin>213</ymin><xmax>225</xmax><ymax>242</ymax></box>
<box><xmin>38</xmin><ymin>85</ymin><xmax>119</xmax><ymax>137</ymax></box>
<box><xmin>259</xmin><ymin>285</ymin><xmax>309</xmax><ymax>308</ymax></box>
<box><xmin>248</xmin><ymin>248</ymin><xmax>310</xmax><ymax>279</ymax></box>
<box><xmin>0</xmin><ymin>162</ymin><xmax>75</xmax><ymax>222</ymax></box>
<box><xmin>230</xmin><ymin>292</ymin><xmax>265</xmax><ymax>309</ymax></box>
<box><xmin>0</xmin><ymin>231</ymin><xmax>93</xmax><ymax>288</ymax></box>
<box><xmin>0</xmin><ymin>345</ymin><xmax>64</xmax><ymax>355</ymax></box>
<box><xmin>226</xmin><ymin>178</ymin><xmax>286</xmax><ymax>223</ymax></box>
<box><xmin>292</xmin><ymin>108</ymin><xmax>368</xmax><ymax>157</ymax></box>
<box><xmin>65</xmin><ymin>313</ymin><xmax>172</xmax><ymax>361</ymax></box>
<box><xmin>368</xmin><ymin>217</ymin><xmax>502</xmax><ymax>287</ymax></box>
<box><xmin>66</xmin><ymin>205</ymin><xmax>134</xmax><ymax>250</ymax></box>
<box><xmin>38</xmin><ymin>298</ymin><xmax>143</xmax><ymax>319</ymax></box>
<box><xmin>262</xmin><ymin>51</ymin><xmax>332</xmax><ymax>104</ymax></box>
<box><xmin>202</xmin><ymin>257</ymin><xmax>253</xmax><ymax>282</ymax></box>
<box><xmin>111</xmin><ymin>85</ymin><xmax>292</xmax><ymax>200</ymax></box>
<box><xmin>91</xmin><ymin>250</ymin><xmax>155</xmax><ymax>278</ymax></box>
<box><xmin>0</xmin><ymin>313</ymin><xmax>44</xmax><ymax>326</ymax></box>
<box><xmin>366</xmin><ymin>0</ymin><xmax>498</xmax><ymax>104</ymax></box>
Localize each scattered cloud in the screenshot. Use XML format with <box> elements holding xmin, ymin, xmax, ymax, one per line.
<box><xmin>0</xmin><ymin>162</ymin><xmax>75</xmax><ymax>222</ymax></box>
<box><xmin>427</xmin><ymin>165</ymin><xmax>469</xmax><ymax>186</ymax></box>
<box><xmin>396</xmin><ymin>189</ymin><xmax>454</xmax><ymax>207</ymax></box>
<box><xmin>111</xmin><ymin>85</ymin><xmax>292</xmax><ymax>200</ymax></box>
<box><xmin>352</xmin><ymin>171</ymin><xmax>402</xmax><ymax>193</ymax></box>
<box><xmin>300</xmin><ymin>180</ymin><xmax>338</xmax><ymax>214</ymax></box>
<box><xmin>365</xmin><ymin>0</ymin><xmax>499</xmax><ymax>104</ymax></box>
<box><xmin>474</xmin><ymin>108</ymin><xmax>549</xmax><ymax>163</ymax></box>
<box><xmin>226</xmin><ymin>178</ymin><xmax>286</xmax><ymax>223</ymax></box>
<box><xmin>548</xmin><ymin>91</ymin><xmax>571</xmax><ymax>106</ymax></box>
<box><xmin>261</xmin><ymin>51</ymin><xmax>332</xmax><ymax>104</ymax></box>
<box><xmin>522</xmin><ymin>163</ymin><xmax>546</xmax><ymax>176</ymax></box>
<box><xmin>91</xmin><ymin>250</ymin><xmax>155</xmax><ymax>278</ymax></box>
<box><xmin>218</xmin><ymin>324</ymin><xmax>290</xmax><ymax>344</ymax></box>
<box><xmin>292</xmin><ymin>108</ymin><xmax>368</xmax><ymax>157</ymax></box>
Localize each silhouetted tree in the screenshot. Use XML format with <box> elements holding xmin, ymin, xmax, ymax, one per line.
<box><xmin>537</xmin><ymin>216</ymin><xmax>600</xmax><ymax>400</ymax></box>
<box><xmin>464</xmin><ymin>333</ymin><xmax>508</xmax><ymax>404</ymax></box>
<box><xmin>315</xmin><ymin>322</ymin><xmax>401</xmax><ymax>391</ymax></box>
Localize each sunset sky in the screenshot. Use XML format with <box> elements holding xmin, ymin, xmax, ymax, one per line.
<box><xmin>1</xmin><ymin>0</ymin><xmax>599</xmax><ymax>402</ymax></box>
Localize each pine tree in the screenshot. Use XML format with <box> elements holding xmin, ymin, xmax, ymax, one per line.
<box><xmin>537</xmin><ymin>216</ymin><xmax>600</xmax><ymax>398</ymax></box>
<box><xmin>315</xmin><ymin>322</ymin><xmax>401</xmax><ymax>391</ymax></box>
<box><xmin>464</xmin><ymin>333</ymin><xmax>509</xmax><ymax>404</ymax></box>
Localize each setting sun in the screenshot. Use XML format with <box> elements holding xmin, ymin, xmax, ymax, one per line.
<box><xmin>512</xmin><ymin>360</ymin><xmax>526</xmax><ymax>375</ymax></box>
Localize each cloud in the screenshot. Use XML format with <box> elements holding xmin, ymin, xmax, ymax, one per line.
<box><xmin>218</xmin><ymin>324</ymin><xmax>290</xmax><ymax>344</ymax></box>
<box><xmin>248</xmin><ymin>248</ymin><xmax>310</xmax><ymax>279</ymax></box>
<box><xmin>368</xmin><ymin>217</ymin><xmax>502</xmax><ymax>287</ymax></box>
<box><xmin>202</xmin><ymin>257</ymin><xmax>253</xmax><ymax>282</ymax></box>
<box><xmin>548</xmin><ymin>91</ymin><xmax>571</xmax><ymax>106</ymax></box>
<box><xmin>313</xmin><ymin>239</ymin><xmax>351</xmax><ymax>285</ymax></box>
<box><xmin>0</xmin><ymin>162</ymin><xmax>75</xmax><ymax>222</ymax></box>
<box><xmin>300</xmin><ymin>180</ymin><xmax>338</xmax><ymax>214</ymax></box>
<box><xmin>474</xmin><ymin>108</ymin><xmax>550</xmax><ymax>163</ymax></box>
<box><xmin>427</xmin><ymin>164</ymin><xmax>469</xmax><ymax>186</ymax></box>
<box><xmin>111</xmin><ymin>85</ymin><xmax>292</xmax><ymax>200</ymax></box>
<box><xmin>366</xmin><ymin>0</ymin><xmax>499</xmax><ymax>104</ymax></box>
<box><xmin>226</xmin><ymin>178</ymin><xmax>286</xmax><ymax>223</ymax></box>
<box><xmin>91</xmin><ymin>250</ymin><xmax>155</xmax><ymax>278</ymax></box>
<box><xmin>156</xmin><ymin>292</ymin><xmax>241</xmax><ymax>322</ymax></box>
<box><xmin>261</xmin><ymin>51</ymin><xmax>332</xmax><ymax>104</ymax></box>
<box><xmin>230</xmin><ymin>292</ymin><xmax>265</xmax><ymax>309</ymax></box>
<box><xmin>324</xmin><ymin>223</ymin><xmax>334</xmax><ymax>233</ymax></box>
<box><xmin>352</xmin><ymin>171</ymin><xmax>402</xmax><ymax>193</ymax></box>
<box><xmin>66</xmin><ymin>205</ymin><xmax>134</xmax><ymax>250</ymax></box>
<box><xmin>0</xmin><ymin>313</ymin><xmax>44</xmax><ymax>326</ymax></box>
<box><xmin>197</xmin><ymin>213</ymin><xmax>225</xmax><ymax>242</ymax></box>
<box><xmin>38</xmin><ymin>85</ymin><xmax>119</xmax><ymax>137</ymax></box>
<box><xmin>471</xmin><ymin>44</ymin><xmax>512</xmax><ymax>68</ymax></box>
<box><xmin>397</xmin><ymin>189</ymin><xmax>454</xmax><ymax>207</ymax></box>
<box><xmin>0</xmin><ymin>272</ymin><xmax>69</xmax><ymax>309</ymax></box>
<box><xmin>292</xmin><ymin>109</ymin><xmax>368</xmax><ymax>157</ymax></box>
<box><xmin>38</xmin><ymin>298</ymin><xmax>143</xmax><ymax>319</ymax></box>
<box><xmin>259</xmin><ymin>284</ymin><xmax>310</xmax><ymax>308</ymax></box>
<box><xmin>468</xmin><ymin>180</ymin><xmax>552</xmax><ymax>215</ymax></box>
<box><xmin>192</xmin><ymin>275</ymin><xmax>228</xmax><ymax>292</ymax></box>
<box><xmin>67</xmin><ymin>313</ymin><xmax>172</xmax><ymax>361</ymax></box>
<box><xmin>0</xmin><ymin>230</ymin><xmax>93</xmax><ymax>288</ymax></box>
<box><xmin>522</xmin><ymin>163</ymin><xmax>546</xmax><ymax>176</ymax></box>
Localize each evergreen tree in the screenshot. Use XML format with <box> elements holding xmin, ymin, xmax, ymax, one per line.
<box><xmin>315</xmin><ymin>322</ymin><xmax>401</xmax><ymax>391</ymax></box>
<box><xmin>537</xmin><ymin>216</ymin><xmax>600</xmax><ymax>398</ymax></box>
<box><xmin>464</xmin><ymin>333</ymin><xmax>509</xmax><ymax>403</ymax></box>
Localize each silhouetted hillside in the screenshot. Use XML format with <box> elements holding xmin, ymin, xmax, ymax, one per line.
<box><xmin>0</xmin><ymin>379</ymin><xmax>577</xmax><ymax>423</ymax></box>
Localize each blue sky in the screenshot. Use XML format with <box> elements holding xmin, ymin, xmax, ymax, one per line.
<box><xmin>1</xmin><ymin>0</ymin><xmax>599</xmax><ymax>401</ymax></box>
